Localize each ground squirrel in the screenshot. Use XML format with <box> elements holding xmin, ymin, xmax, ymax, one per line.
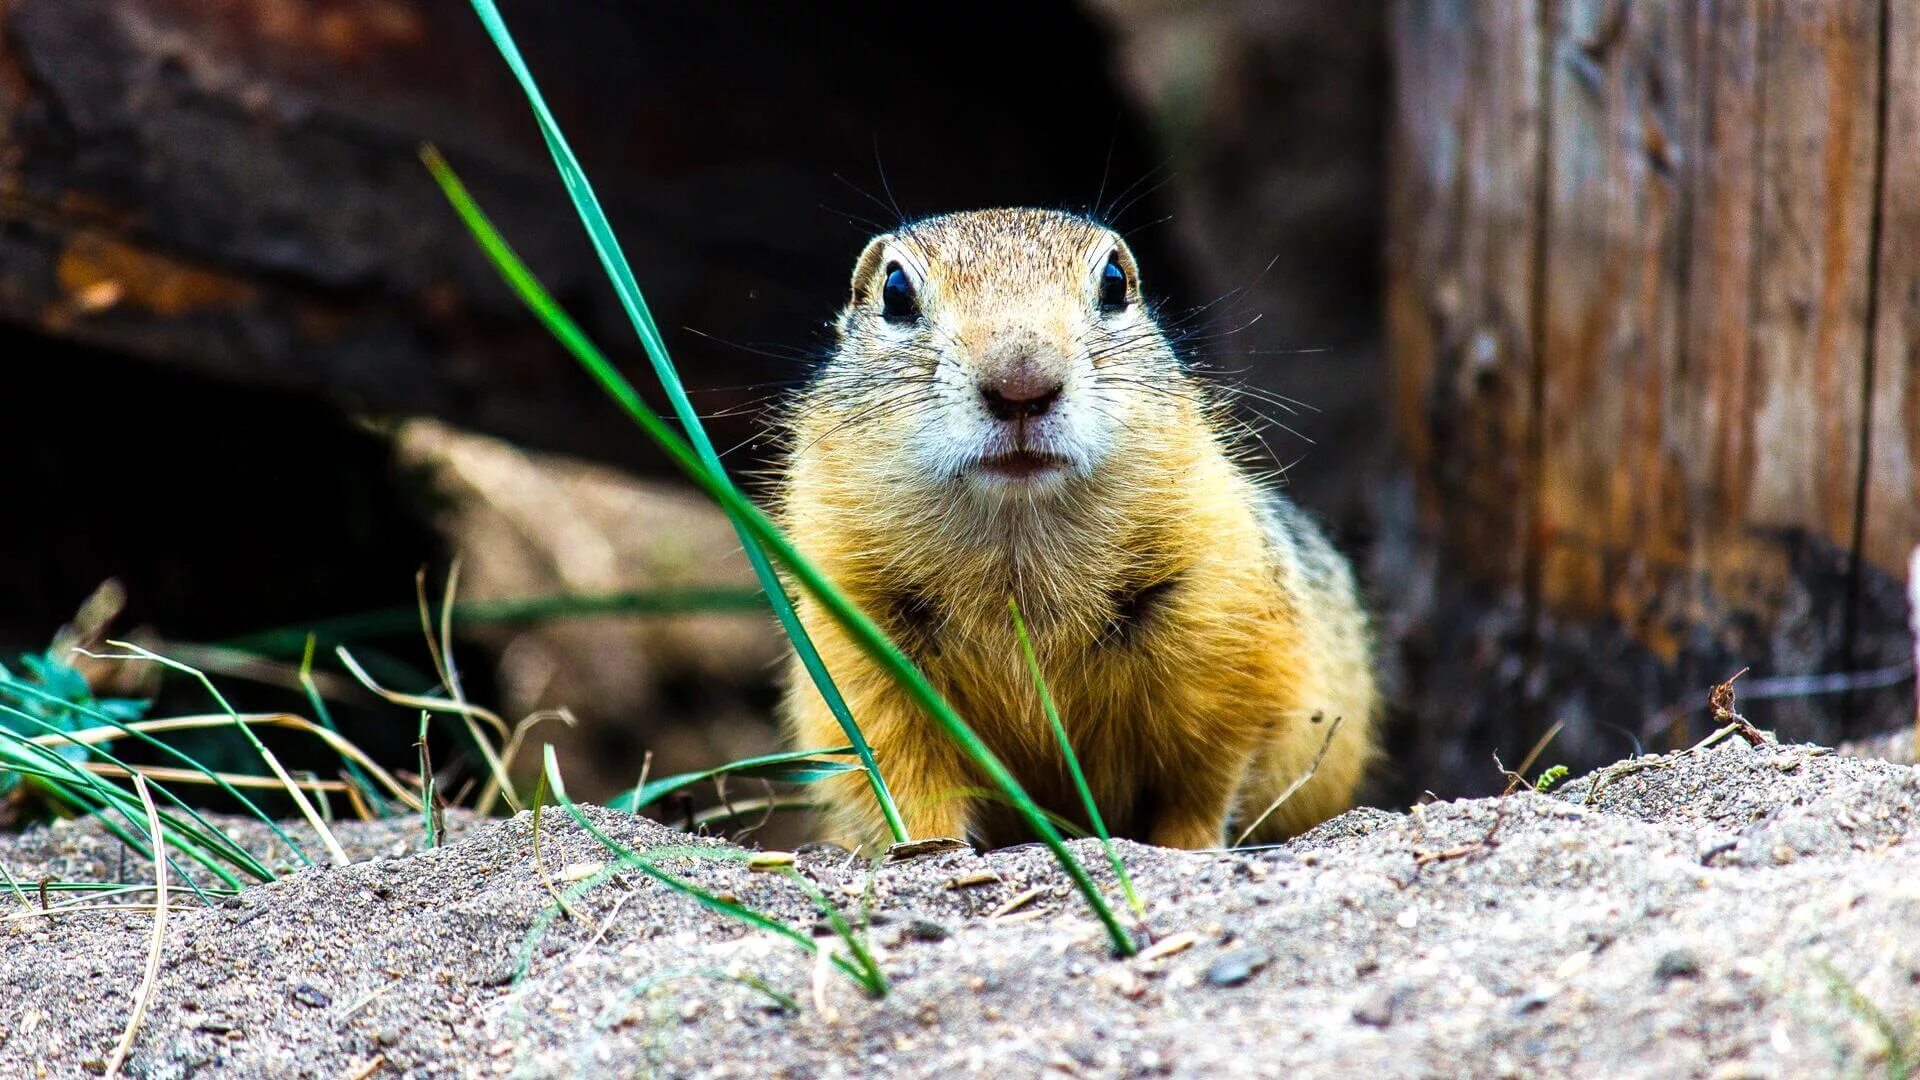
<box><xmin>778</xmin><ymin>208</ymin><xmax>1377</xmax><ymax>852</ymax></box>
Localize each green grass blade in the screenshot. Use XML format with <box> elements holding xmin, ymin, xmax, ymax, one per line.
<box><xmin>774</xmin><ymin>865</ymin><xmax>887</xmax><ymax>996</ymax></box>
<box><xmin>416</xmin><ymin>710</ymin><xmax>438</xmax><ymax>849</ymax></box>
<box><xmin>0</xmin><ymin>676</ymin><xmax>301</xmax><ymax>862</ymax></box>
<box><xmin>1009</xmin><ymin>599</ymin><xmax>1142</xmax><ymax>916</ymax></box>
<box><xmin>298</xmin><ymin>635</ymin><xmax>386</xmax><ymax>817</ymax></box>
<box><xmin>66</xmin><ymin>796</ymin><xmax>223</xmax><ymax>906</ymax></box>
<box><xmin>453</xmin><ymin>1</ymin><xmax>907</xmax><ymax>845</ymax></box>
<box><xmin>426</xmin><ymin>162</ymin><xmax>1135</xmax><ymax>955</ymax></box>
<box><xmin>541</xmin><ymin>747</ymin><xmax>870</xmax><ymax>987</ymax></box>
<box><xmin>0</xmin><ymin>703</ymin><xmax>271</xmax><ymax>883</ymax></box>
<box><xmin>610</xmin><ymin>746</ymin><xmax>859</xmax><ymax>813</ymax></box>
<box><xmin>1</xmin><ymin>732</ymin><xmax>245</xmax><ymax>896</ymax></box>
<box><xmin>92</xmin><ymin>642</ymin><xmax>345</xmax><ymax>865</ymax></box>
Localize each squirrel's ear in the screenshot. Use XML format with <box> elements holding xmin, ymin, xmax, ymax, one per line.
<box><xmin>848</xmin><ymin>235</ymin><xmax>890</xmax><ymax>306</ymax></box>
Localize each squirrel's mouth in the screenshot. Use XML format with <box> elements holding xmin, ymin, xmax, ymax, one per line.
<box><xmin>972</xmin><ymin>448</ymin><xmax>1072</xmax><ymax>482</ymax></box>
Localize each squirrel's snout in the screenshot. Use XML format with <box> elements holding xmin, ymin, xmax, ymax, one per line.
<box><xmin>978</xmin><ymin>375</ymin><xmax>1063</xmax><ymax>420</ymax></box>
<box><xmin>971</xmin><ymin>329</ymin><xmax>1067</xmax><ymax>421</ymax></box>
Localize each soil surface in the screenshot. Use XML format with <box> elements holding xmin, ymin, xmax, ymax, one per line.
<box><xmin>2</xmin><ymin>738</ymin><xmax>1917</xmax><ymax>1078</ymax></box>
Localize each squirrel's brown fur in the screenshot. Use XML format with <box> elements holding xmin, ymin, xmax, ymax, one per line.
<box><xmin>778</xmin><ymin>208</ymin><xmax>1376</xmax><ymax>852</ymax></box>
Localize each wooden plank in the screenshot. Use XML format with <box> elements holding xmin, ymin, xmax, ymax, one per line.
<box><xmin>1536</xmin><ymin>0</ymin><xmax>1696</xmax><ymax>652</ymax></box>
<box><xmin>1385</xmin><ymin>0</ymin><xmax>1473</xmax><ymax>523</ymax></box>
<box><xmin>1534</xmin><ymin>0</ymin><xmax>1884</xmax><ymax>648</ymax></box>
<box><xmin>1385</xmin><ymin>0</ymin><xmax>1546</xmax><ymax>590</ymax></box>
<box><xmin>1681</xmin><ymin>0</ymin><xmax>1767</xmax><ymax>606</ymax></box>
<box><xmin>1747</xmin><ymin>0</ymin><xmax>1881</xmax><ymax>545</ymax></box>
<box><xmin>1863</xmin><ymin>0</ymin><xmax>1920</xmax><ymax>575</ymax></box>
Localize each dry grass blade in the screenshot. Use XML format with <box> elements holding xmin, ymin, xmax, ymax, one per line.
<box><xmin>989</xmin><ymin>886</ymin><xmax>1046</xmax><ymax>919</ymax></box>
<box><xmin>154</xmin><ymin>641</ymin><xmax>369</xmax><ymax>703</ymax></box>
<box><xmin>418</xmin><ymin>565</ymin><xmax>520</xmax><ymax>815</ymax></box>
<box><xmin>33</xmin><ymin>713</ymin><xmax>421</xmax><ymax>811</ymax></box>
<box><xmin>1234</xmin><ymin>715</ymin><xmax>1345</xmax><ymax>847</ymax></box>
<box><xmin>77</xmin><ymin>762</ymin><xmax>354</xmax><ymax>797</ymax></box>
<box><xmin>4</xmin><ymin>901</ymin><xmax>160</xmax><ymax>925</ymax></box>
<box><xmin>104</xmin><ymin>775</ymin><xmax>168</xmax><ymax>1079</ymax></box>
<box><xmin>94</xmin><ymin>642</ymin><xmax>351</xmax><ymax>867</ymax></box>
<box><xmin>1512</xmin><ymin>719</ymin><xmax>1566</xmax><ymax>783</ymax></box>
<box><xmin>334</xmin><ymin>646</ymin><xmax>512</xmax><ymax>745</ymax></box>
<box><xmin>528</xmin><ymin>770</ymin><xmax>581</xmax><ymax>924</ymax></box>
<box><xmin>496</xmin><ymin>708</ymin><xmax>577</xmax><ymax>782</ymax></box>
<box><xmin>1494</xmin><ymin>719</ymin><xmax>1567</xmax><ymax>796</ymax></box>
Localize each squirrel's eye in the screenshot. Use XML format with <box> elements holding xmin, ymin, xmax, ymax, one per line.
<box><xmin>881</xmin><ymin>263</ymin><xmax>918</xmax><ymax>323</ymax></box>
<box><xmin>1098</xmin><ymin>252</ymin><xmax>1128</xmax><ymax>313</ymax></box>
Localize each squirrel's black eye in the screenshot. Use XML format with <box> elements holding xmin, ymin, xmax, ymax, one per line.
<box><xmin>881</xmin><ymin>263</ymin><xmax>918</xmax><ymax>323</ymax></box>
<box><xmin>1098</xmin><ymin>252</ymin><xmax>1128</xmax><ymax>313</ymax></box>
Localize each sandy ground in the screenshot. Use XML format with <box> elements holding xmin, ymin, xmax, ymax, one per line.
<box><xmin>0</xmin><ymin>738</ymin><xmax>1916</xmax><ymax>1078</ymax></box>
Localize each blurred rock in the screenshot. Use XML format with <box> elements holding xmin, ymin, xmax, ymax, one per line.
<box><xmin>394</xmin><ymin>419</ymin><xmax>783</xmax><ymax>801</ymax></box>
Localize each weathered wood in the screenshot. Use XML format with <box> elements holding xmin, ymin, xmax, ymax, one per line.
<box><xmin>1384</xmin><ymin>0</ymin><xmax>1549</xmax><ymax>775</ymax></box>
<box><xmin>1681</xmin><ymin>0</ymin><xmax>1766</xmax><ymax>627</ymax></box>
<box><xmin>1750</xmin><ymin>1</ymin><xmax>1880</xmax><ymax>546</ymax></box>
<box><xmin>1536</xmin><ymin>0</ymin><xmax>1695</xmax><ymax>631</ymax></box>
<box><xmin>1866</xmin><ymin>0</ymin><xmax>1920</xmax><ymax>574</ymax></box>
<box><xmin>1388</xmin><ymin>0</ymin><xmax>1916</xmax><ymax>778</ymax></box>
<box><xmin>0</xmin><ymin>0</ymin><xmax>1174</xmax><ymax>475</ymax></box>
<box><xmin>1387</xmin><ymin>0</ymin><xmax>1545</xmax><ymax>592</ymax></box>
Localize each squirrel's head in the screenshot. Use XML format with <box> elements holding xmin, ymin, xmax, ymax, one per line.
<box><xmin>811</xmin><ymin>209</ymin><xmax>1183</xmax><ymax>503</ymax></box>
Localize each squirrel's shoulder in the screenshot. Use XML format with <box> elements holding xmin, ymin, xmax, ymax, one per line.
<box><xmin>1248</xmin><ymin>485</ymin><xmax>1357</xmax><ymax>598</ymax></box>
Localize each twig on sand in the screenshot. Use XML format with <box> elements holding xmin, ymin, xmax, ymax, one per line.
<box><xmin>1411</xmin><ymin>787</ymin><xmax>1513</xmax><ymax>870</ymax></box>
<box><xmin>1582</xmin><ymin>757</ymin><xmax>1668</xmax><ymax>806</ymax></box>
<box><xmin>1706</xmin><ymin>670</ymin><xmax>1770</xmax><ymax>747</ymax></box>
<box><xmin>104</xmin><ymin>775</ymin><xmax>168</xmax><ymax>1079</ymax></box>
<box><xmin>988</xmin><ymin>886</ymin><xmax>1046</xmax><ymax>920</ymax></box>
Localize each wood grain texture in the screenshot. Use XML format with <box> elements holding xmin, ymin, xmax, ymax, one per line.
<box><xmin>1385</xmin><ymin>0</ymin><xmax>1546</xmax><ymax>589</ymax></box>
<box><xmin>1865</xmin><ymin>0</ymin><xmax>1920</xmax><ymax>575</ymax></box>
<box><xmin>1537</xmin><ymin>0</ymin><xmax>1695</xmax><ymax>644</ymax></box>
<box><xmin>1682</xmin><ymin>0</ymin><xmax>1768</xmax><ymax>615</ymax></box>
<box><xmin>1747</xmin><ymin>0</ymin><xmax>1880</xmax><ymax>545</ymax></box>
<box><xmin>1387</xmin><ymin>0</ymin><xmax>1915</xmax><ymax>763</ymax></box>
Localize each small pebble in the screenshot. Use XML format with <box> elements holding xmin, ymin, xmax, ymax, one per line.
<box><xmin>1512</xmin><ymin>990</ymin><xmax>1552</xmax><ymax>1015</ymax></box>
<box><xmin>1351</xmin><ymin>987</ymin><xmax>1397</xmax><ymax>1028</ymax></box>
<box><xmin>1205</xmin><ymin>946</ymin><xmax>1272</xmax><ymax>987</ymax></box>
<box><xmin>1655</xmin><ymin>949</ymin><xmax>1702</xmax><ymax>981</ymax></box>
<box><xmin>290</xmin><ymin>985</ymin><xmax>331</xmax><ymax>1009</ymax></box>
<box><xmin>899</xmin><ymin>918</ymin><xmax>950</xmax><ymax>943</ymax></box>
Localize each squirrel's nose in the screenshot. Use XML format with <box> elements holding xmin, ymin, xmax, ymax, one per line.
<box><xmin>979</xmin><ymin>374</ymin><xmax>1063</xmax><ymax>421</ymax></box>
